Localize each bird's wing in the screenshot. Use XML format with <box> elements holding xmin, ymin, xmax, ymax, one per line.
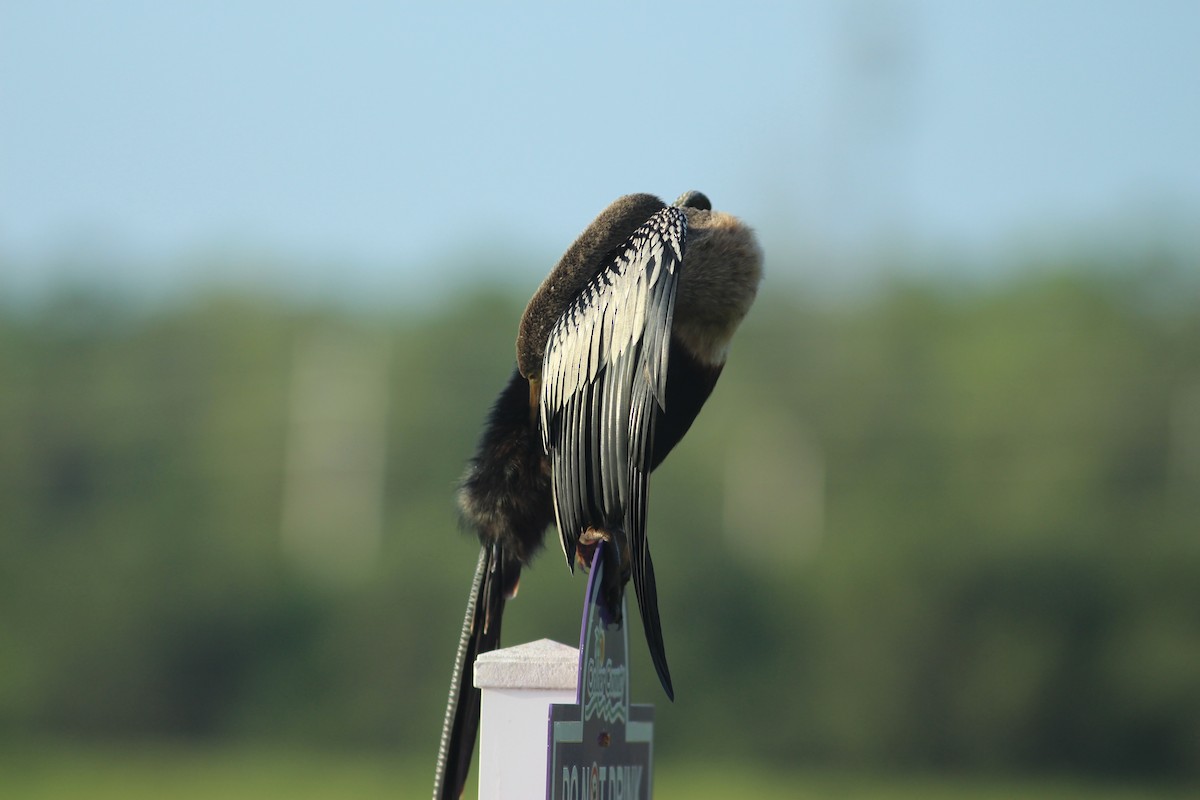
<box><xmin>540</xmin><ymin>205</ymin><xmax>685</xmax><ymax>561</ymax></box>
<box><xmin>539</xmin><ymin>205</ymin><xmax>686</xmax><ymax>697</ymax></box>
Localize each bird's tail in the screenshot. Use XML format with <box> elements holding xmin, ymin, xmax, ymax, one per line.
<box><xmin>626</xmin><ymin>465</ymin><xmax>675</xmax><ymax>702</ymax></box>
<box><xmin>630</xmin><ymin>543</ymin><xmax>675</xmax><ymax>702</ymax></box>
<box><xmin>433</xmin><ymin>543</ymin><xmax>518</xmax><ymax>800</ymax></box>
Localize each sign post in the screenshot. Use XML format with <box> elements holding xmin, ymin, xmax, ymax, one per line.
<box><xmin>548</xmin><ymin>541</ymin><xmax>654</xmax><ymax>799</ymax></box>
<box><xmin>474</xmin><ymin>639</ymin><xmax>579</xmax><ymax>800</ymax></box>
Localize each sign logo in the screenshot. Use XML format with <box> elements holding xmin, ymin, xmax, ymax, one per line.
<box><xmin>583</xmin><ymin>621</ymin><xmax>628</xmax><ymax>725</ymax></box>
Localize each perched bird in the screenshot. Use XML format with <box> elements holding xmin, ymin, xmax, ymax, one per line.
<box><xmin>433</xmin><ymin>191</ymin><xmax>762</xmax><ymax>800</ymax></box>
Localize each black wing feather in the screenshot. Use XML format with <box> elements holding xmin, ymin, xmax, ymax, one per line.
<box><xmin>539</xmin><ymin>206</ymin><xmax>686</xmax><ymax>699</ymax></box>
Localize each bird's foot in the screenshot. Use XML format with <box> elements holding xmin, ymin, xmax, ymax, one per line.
<box><xmin>579</xmin><ymin>528</ymin><xmax>610</xmax><ymax>546</ymax></box>
<box><xmin>574</xmin><ymin>529</ymin><xmax>632</xmax><ymax>588</ymax></box>
<box><xmin>575</xmin><ymin>528</ymin><xmax>610</xmax><ymax>571</ymax></box>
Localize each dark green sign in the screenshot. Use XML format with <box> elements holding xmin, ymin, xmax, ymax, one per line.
<box><xmin>548</xmin><ymin>541</ymin><xmax>654</xmax><ymax>799</ymax></box>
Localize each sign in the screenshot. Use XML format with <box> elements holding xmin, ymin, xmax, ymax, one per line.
<box><xmin>548</xmin><ymin>541</ymin><xmax>654</xmax><ymax>799</ymax></box>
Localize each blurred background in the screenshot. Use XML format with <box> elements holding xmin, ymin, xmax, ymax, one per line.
<box><xmin>2</xmin><ymin>1</ymin><xmax>1199</xmax><ymax>797</ymax></box>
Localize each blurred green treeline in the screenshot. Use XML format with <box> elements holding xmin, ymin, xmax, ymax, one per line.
<box><xmin>1</xmin><ymin>249</ymin><xmax>1198</xmax><ymax>780</ymax></box>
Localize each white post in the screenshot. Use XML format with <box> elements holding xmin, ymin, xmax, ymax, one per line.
<box><xmin>474</xmin><ymin>638</ymin><xmax>579</xmax><ymax>800</ymax></box>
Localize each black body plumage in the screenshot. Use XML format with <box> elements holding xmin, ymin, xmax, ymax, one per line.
<box><xmin>434</xmin><ymin>191</ymin><xmax>761</xmax><ymax>800</ymax></box>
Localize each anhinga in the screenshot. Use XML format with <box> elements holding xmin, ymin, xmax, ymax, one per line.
<box><xmin>433</xmin><ymin>190</ymin><xmax>762</xmax><ymax>799</ymax></box>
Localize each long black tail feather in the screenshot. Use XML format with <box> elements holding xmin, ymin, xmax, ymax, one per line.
<box><xmin>628</xmin><ymin>457</ymin><xmax>674</xmax><ymax>702</ymax></box>
<box><xmin>433</xmin><ymin>544</ymin><xmax>516</xmax><ymax>800</ymax></box>
<box><xmin>631</xmin><ymin>543</ymin><xmax>674</xmax><ymax>701</ymax></box>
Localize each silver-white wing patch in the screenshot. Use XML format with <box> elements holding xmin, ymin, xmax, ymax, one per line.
<box><xmin>539</xmin><ymin>206</ymin><xmax>686</xmax><ymax>567</ymax></box>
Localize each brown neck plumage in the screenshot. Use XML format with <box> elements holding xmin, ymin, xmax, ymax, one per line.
<box><xmin>672</xmin><ymin>207</ymin><xmax>764</xmax><ymax>366</ymax></box>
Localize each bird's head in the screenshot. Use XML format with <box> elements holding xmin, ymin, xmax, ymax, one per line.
<box><xmin>673</xmin><ymin>190</ymin><xmax>712</xmax><ymax>211</ymax></box>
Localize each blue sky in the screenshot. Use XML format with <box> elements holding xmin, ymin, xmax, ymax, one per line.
<box><xmin>2</xmin><ymin>1</ymin><xmax>1197</xmax><ymax>299</ymax></box>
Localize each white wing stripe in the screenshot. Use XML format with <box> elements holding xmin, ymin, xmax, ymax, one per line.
<box><xmin>538</xmin><ymin>206</ymin><xmax>686</xmax><ymax>565</ymax></box>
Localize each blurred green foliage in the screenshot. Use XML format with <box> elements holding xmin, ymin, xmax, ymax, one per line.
<box><xmin>1</xmin><ymin>252</ymin><xmax>1198</xmax><ymax>782</ymax></box>
<box><xmin>1</xmin><ymin>746</ymin><xmax>1195</xmax><ymax>800</ymax></box>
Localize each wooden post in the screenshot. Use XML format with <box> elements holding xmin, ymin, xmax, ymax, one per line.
<box><xmin>474</xmin><ymin>638</ymin><xmax>579</xmax><ymax>800</ymax></box>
